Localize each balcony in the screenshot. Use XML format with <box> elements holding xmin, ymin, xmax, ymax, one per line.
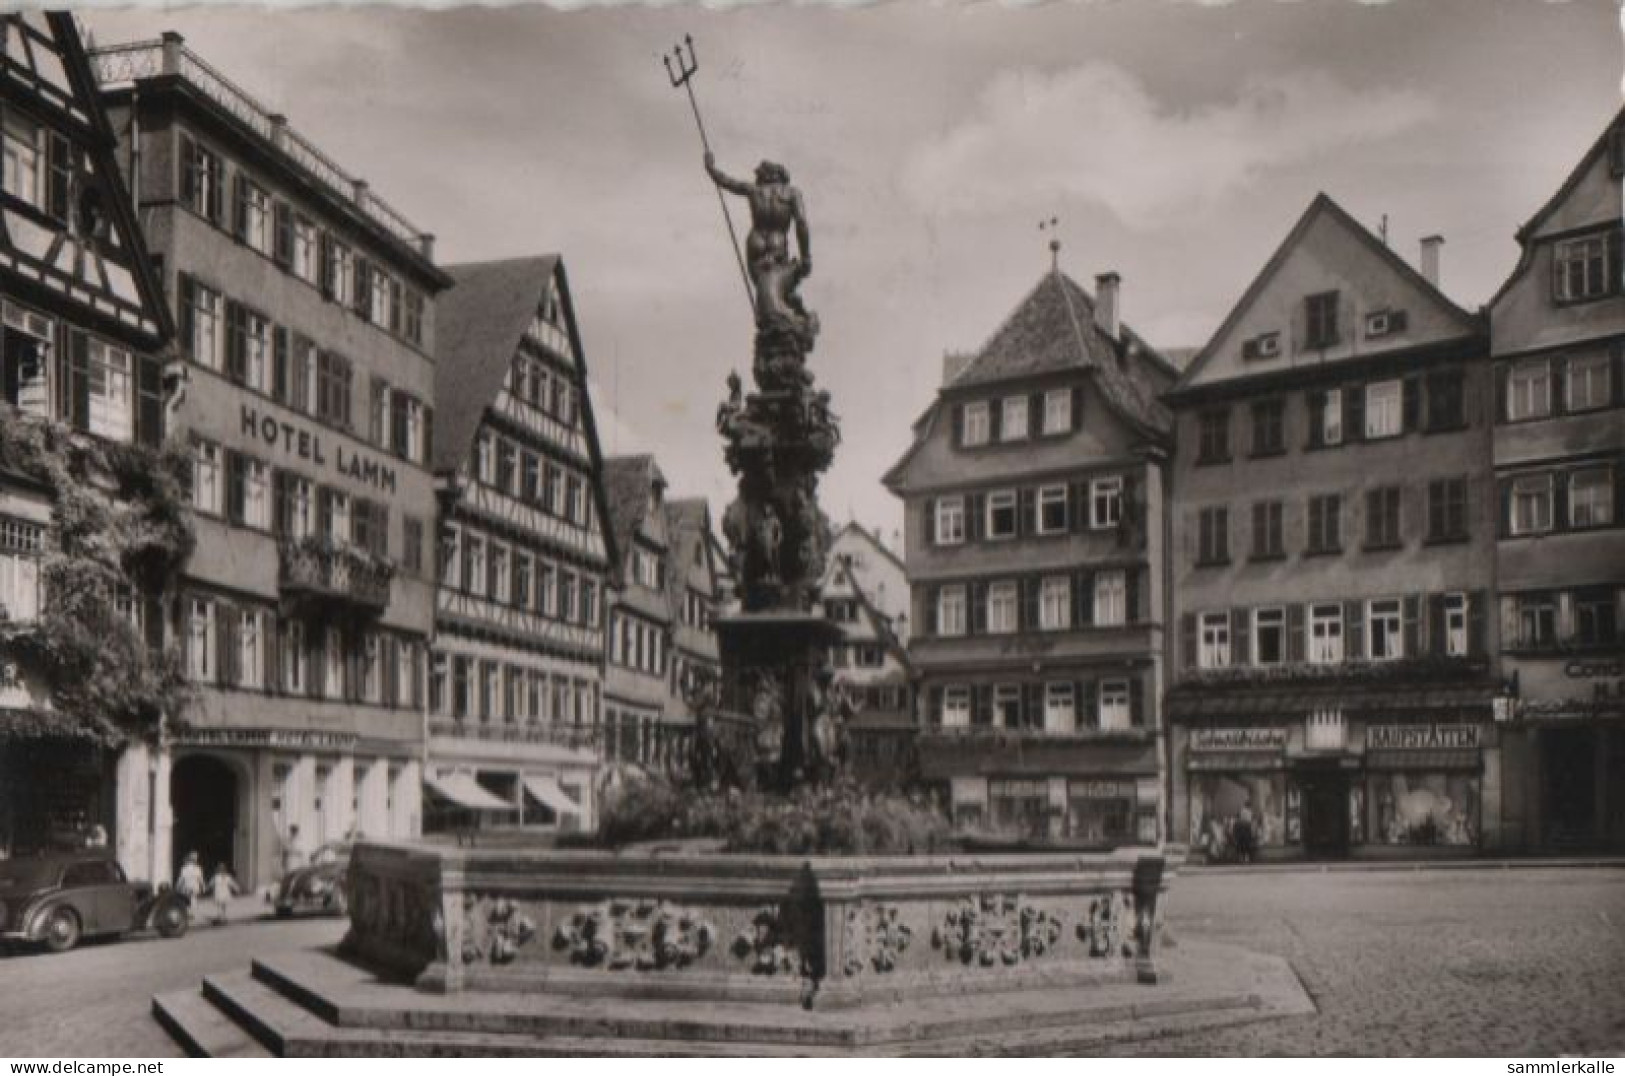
<box><xmin>429</xmin><ymin>718</ymin><xmax>601</xmax><ymax>754</ymax></box>
<box><xmin>278</xmin><ymin>537</ymin><xmax>392</xmax><ymax>616</ymax></box>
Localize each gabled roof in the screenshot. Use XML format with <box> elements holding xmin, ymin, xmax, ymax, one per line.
<box><xmin>831</xmin><ymin>557</ymin><xmax>914</xmax><ymax>676</ymax></box>
<box><xmin>602</xmin><ymin>454</ymin><xmax>664</xmax><ymax>564</ymax></box>
<box><xmin>433</xmin><ymin>256</ymin><xmax>560</xmax><ymax>474</ymax></box>
<box><xmin>1175</xmin><ymin>193</ymin><xmax>1479</xmax><ymax>393</ymax></box>
<box><xmin>828</xmin><ymin>521</ymin><xmax>905</xmax><ymax>579</ymax></box>
<box><xmin>664</xmin><ymin>496</ymin><xmax>716</xmax><ymax>606</ymax></box>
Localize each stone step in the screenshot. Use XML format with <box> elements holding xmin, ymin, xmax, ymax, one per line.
<box><xmin>151</xmin><ymin>988</ymin><xmax>273</xmax><ymax>1059</ymax></box>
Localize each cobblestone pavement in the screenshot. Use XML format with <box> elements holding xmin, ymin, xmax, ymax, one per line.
<box><xmin>0</xmin><ymin>913</ymin><xmax>344</xmax><ymax>1058</ymax></box>
<box><xmin>1097</xmin><ymin>867</ymin><xmax>1625</xmax><ymax>1057</ymax></box>
<box><xmin>1</xmin><ymin>868</ymin><xmax>1620</xmax><ymax>1057</ymax></box>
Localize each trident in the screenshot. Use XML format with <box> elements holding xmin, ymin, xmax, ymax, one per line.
<box><xmin>664</xmin><ymin>34</ymin><xmax>756</xmax><ymax>317</ymax></box>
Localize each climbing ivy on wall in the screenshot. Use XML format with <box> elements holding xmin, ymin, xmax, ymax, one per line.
<box><xmin>0</xmin><ymin>411</ymin><xmax>195</xmax><ymax>744</ymax></box>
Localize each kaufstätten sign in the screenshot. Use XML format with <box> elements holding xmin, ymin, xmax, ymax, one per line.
<box><xmin>1367</xmin><ymin>724</ymin><xmax>1481</xmax><ymax>750</ymax></box>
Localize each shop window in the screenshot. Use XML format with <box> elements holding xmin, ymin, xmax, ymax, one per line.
<box><xmin>990</xmin><ymin>779</ymin><xmax>1047</xmax><ymax>839</ymax></box>
<box><xmin>1066</xmin><ymin>782</ymin><xmax>1133</xmax><ymax>843</ymax></box>
<box><xmin>1189</xmin><ymin>773</ymin><xmax>1288</xmax><ymax>855</ymax></box>
<box><xmin>1308</xmin><ymin>603</ymin><xmax>1343</xmax><ymax>664</ymax></box>
<box><xmin>1253</xmin><ymin>607</ymin><xmax>1286</xmax><ymax>666</ymax></box>
<box><xmin>1367</xmin><ymin>599</ymin><xmax>1403</xmax><ymax>660</ymax></box>
<box><xmin>1367</xmin><ymin>774</ymin><xmax>1479</xmax><ymax>846</ymax></box>
<box><xmin>986</xmin><ymin>490</ymin><xmax>1017</xmax><ymax>539</ymax></box>
<box><xmin>1199</xmin><ymin>611</ymin><xmax>1230</xmax><ymax>668</ymax></box>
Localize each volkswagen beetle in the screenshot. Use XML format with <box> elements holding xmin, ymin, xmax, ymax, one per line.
<box><xmin>271</xmin><ymin>840</ymin><xmax>351</xmax><ymax>917</ymax></box>
<box><xmin>0</xmin><ymin>851</ymin><xmax>189</xmax><ymax>954</ymax></box>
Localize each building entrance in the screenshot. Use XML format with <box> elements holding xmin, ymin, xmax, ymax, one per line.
<box><xmin>170</xmin><ymin>754</ymin><xmax>239</xmax><ymax>882</ymax></box>
<box><xmin>1543</xmin><ymin>727</ymin><xmax>1597</xmax><ymax>844</ymax></box>
<box><xmin>1298</xmin><ymin>766</ymin><xmax>1350</xmax><ymax>857</ymax></box>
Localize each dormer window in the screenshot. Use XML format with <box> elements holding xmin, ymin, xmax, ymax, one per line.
<box><xmin>1000</xmin><ymin>396</ymin><xmax>1029</xmax><ymax>441</ymax></box>
<box><xmin>1042</xmin><ymin>388</ymin><xmax>1071</xmax><ymax>433</ymax></box>
<box><xmin>961</xmin><ymin>401</ymin><xmax>989</xmax><ymax>447</ymax></box>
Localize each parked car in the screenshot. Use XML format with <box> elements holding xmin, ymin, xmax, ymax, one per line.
<box><xmin>272</xmin><ymin>841</ymin><xmax>351</xmax><ymax>917</ymax></box>
<box><xmin>0</xmin><ymin>851</ymin><xmax>189</xmax><ymax>953</ymax></box>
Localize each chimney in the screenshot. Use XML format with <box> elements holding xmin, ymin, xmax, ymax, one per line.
<box><xmin>418</xmin><ymin>233</ymin><xmax>436</xmax><ymax>263</ymax></box>
<box><xmin>1420</xmin><ymin>235</ymin><xmax>1444</xmax><ymax>288</ymax></box>
<box><xmin>941</xmin><ymin>350</ymin><xmax>972</xmax><ymax>385</ymax></box>
<box><xmin>1094</xmin><ymin>272</ymin><xmax>1121</xmax><ymax>341</ymax></box>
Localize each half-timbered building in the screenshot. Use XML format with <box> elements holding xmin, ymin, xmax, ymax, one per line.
<box><xmin>602</xmin><ymin>454</ymin><xmax>678</xmax><ymax>772</ymax></box>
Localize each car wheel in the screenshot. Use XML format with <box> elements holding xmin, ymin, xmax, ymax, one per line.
<box><xmin>43</xmin><ymin>908</ymin><xmax>81</xmax><ymax>954</ymax></box>
<box><xmin>154</xmin><ymin>902</ymin><xmax>189</xmax><ymax>939</ymax></box>
<box><xmin>274</xmin><ymin>904</ymin><xmax>294</xmax><ymax>919</ymax></box>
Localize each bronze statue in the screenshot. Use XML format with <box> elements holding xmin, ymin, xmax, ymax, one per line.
<box><xmin>705</xmin><ymin>152</ymin><xmax>819</xmax><ymax>352</ymax></box>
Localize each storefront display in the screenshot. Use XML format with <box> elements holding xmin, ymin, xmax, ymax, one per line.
<box><xmin>1189</xmin><ymin>772</ymin><xmax>1287</xmax><ymax>858</ymax></box>
<box><xmin>1365</xmin><ymin>772</ymin><xmax>1479</xmax><ymax>846</ymax></box>
<box><xmin>1065</xmin><ymin>779</ymin><xmax>1134</xmax><ymax>843</ymax></box>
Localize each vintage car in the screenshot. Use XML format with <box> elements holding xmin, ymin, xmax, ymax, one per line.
<box><xmin>0</xmin><ymin>851</ymin><xmax>189</xmax><ymax>953</ymax></box>
<box><xmin>272</xmin><ymin>841</ymin><xmax>351</xmax><ymax>917</ymax></box>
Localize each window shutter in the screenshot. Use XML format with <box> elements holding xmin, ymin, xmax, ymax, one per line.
<box><xmin>1017</xmin><ymin>488</ymin><xmax>1034</xmax><ymax>537</ymax></box>
<box><xmin>1345</xmin><ymin>600</ymin><xmax>1365</xmax><ymax>660</ymax></box>
<box><xmin>926</xmin><ymin>586</ymin><xmax>939</xmax><ymax>636</ymax></box>
<box><xmin>1468</xmin><ymin>590</ymin><xmax>1487</xmax><ymax>658</ymax></box>
<box><xmin>45</xmin><ymin>133</ymin><xmax>71</xmax><ymax>221</ymax></box>
<box><xmin>273</xmin><ymin>202</ymin><xmax>292</xmax><ymax>267</ymax></box>
<box><xmin>383</xmin><ymin>637</ymin><xmax>399</xmax><ymax>707</ymax></box>
<box><xmin>1071</xmin><ymin>480</ymin><xmax>1089</xmax><ymax>533</ymax></box>
<box><xmin>271</xmin><ymin>471</ymin><xmax>288</xmax><ymax>537</ymax></box>
<box><xmin>1231</xmin><ymin>608</ymin><xmax>1251</xmax><ymax>666</ymax></box>
<box><xmin>1076</xmin><ymin>570</ymin><xmax>1093</xmax><ymax>626</ymax></box>
<box><xmin>924</xmin><ymin>498</ymin><xmax>936</xmax><ymax>546</ymax></box>
<box><xmin>967</xmin><ymin>493</ymin><xmax>984</xmax><ymax>541</ymax></box>
<box><xmin>1021</xmin><ymin>683</ymin><xmax>1041</xmax><ymax>729</ymax></box>
<box><xmin>69</xmin><ymin>330</ymin><xmax>90</xmax><ymax>430</ymax></box>
<box><xmin>1495</xmin><ymin>365</ymin><xmax>1509</xmax><ymax>422</ymax></box>
<box><xmin>318</xmin><ymin>234</ymin><xmax>335</xmax><ymax>300</ymax></box>
<box><xmin>231</xmin><ymin>171</ymin><xmax>247</xmax><ymax>240</ymax></box>
<box><xmin>1553</xmin><ymin>471</ymin><xmax>1570</xmax><ymax>532</ymax></box>
<box><xmin>178</xmin><ymin>134</ymin><xmax>196</xmax><ymax>206</ymax></box>
<box><xmin>1180</xmin><ymin>613</ymin><xmax>1197</xmax><ymax>670</ymax></box>
<box><xmin>927</xmin><ymin>686</ymin><xmax>943</xmax><ymax>726</ymax></box>
<box><xmin>1071</xmin><ymin>386</ymin><xmax>1083</xmax><ymax>431</ymax></box>
<box><xmin>177</xmin><ymin>275</ymin><xmax>196</xmax><ymax>359</ymax></box>
<box><xmin>973</xmin><ymin>684</ymin><xmax>992</xmax><ymax>727</ymax></box>
<box><xmin>316</xmin><ymin>488</ymin><xmax>332</xmax><ymax>540</ymax></box>
<box><xmin>951</xmin><ymin>404</ymin><xmax>964</xmax><ymax>446</ymax></box>
<box><xmin>264</xmin><ymin>616</ymin><xmax>280</xmax><ymax>695</ymax></box>
<box><xmin>1129</xmin><ymin>676</ymin><xmax>1145</xmax><ymax>728</ymax></box>
<box><xmin>422</xmin><ymin>407</ymin><xmax>434</xmax><ymax>465</ymax></box>
<box><xmin>216</xmin><ymin>603</ymin><xmax>234</xmax><ymax>687</ymax></box>
<box><xmin>1612</xmin><ymin>343</ymin><xmax>1625</xmax><ymax>408</ymax></box>
<box><xmin>1081</xmin><ymin>679</ymin><xmax>1099</xmax><ymax>729</ymax></box>
<box><xmin>970</xmin><ymin>581</ymin><xmax>987</xmax><ymax>635</ymax></box>
<box><xmin>224</xmin><ymin>301</ymin><xmax>245</xmax><ymax>383</ymax></box>
<box><xmin>1403</xmin><ymin>595</ymin><xmax>1421</xmax><ymax>658</ymax></box>
<box><xmin>1496</xmin><ymin>477</ymin><xmax>1513</xmax><ymax>539</ymax></box>
<box><xmin>988</xmin><ymin>401</ymin><xmax>1002</xmax><ymax>442</ymax></box>
<box><xmin>225</xmin><ymin>451</ymin><xmax>245</xmax><ymax>525</ymax></box>
<box><xmin>353</xmin><ymin>258</ymin><xmax>372</xmax><ymax>316</ymax></box>
<box><xmin>1402</xmin><ymin>376</ymin><xmax>1420</xmax><ymax>433</ymax></box>
<box><xmin>1345</xmin><ymin>385</ymin><xmax>1365</xmax><ymax>442</ymax></box>
<box><xmin>1029</xmin><ymin>393</ymin><xmax>1044</xmax><ymax>433</ymax></box>
<box><xmin>1119</xmin><ymin>473</ymin><xmax>1139</xmax><ymax>549</ymax></box>
<box><xmin>1610</xmin><ymin>228</ymin><xmax>1624</xmax><ymax>296</ymax></box>
<box><xmin>1125</xmin><ymin>568</ymin><xmax>1141</xmax><ymax>624</ymax></box>
<box><xmin>136</xmin><ymin>354</ymin><xmax>163</xmax><ymax>447</ymax></box>
<box><xmin>1020</xmin><ymin>576</ymin><xmax>1039</xmax><ymax>631</ymax></box>
<box><xmin>272</xmin><ymin>326</ymin><xmax>289</xmax><ymax>403</ymax></box>
<box><xmin>1306</xmin><ymin>391</ymin><xmax>1325</xmax><ymax>448</ymax></box>
<box><xmin>1287</xmin><ymin>604</ymin><xmax>1305</xmax><ymax>664</ymax></box>
<box><xmin>1428</xmin><ymin>593</ymin><xmax>1446</xmax><ymax>655</ymax></box>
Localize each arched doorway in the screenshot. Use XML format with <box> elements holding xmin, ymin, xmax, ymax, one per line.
<box><xmin>171</xmin><ymin>754</ymin><xmax>239</xmax><ymax>881</ymax></box>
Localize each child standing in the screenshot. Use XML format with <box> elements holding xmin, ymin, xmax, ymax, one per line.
<box><xmin>208</xmin><ymin>862</ymin><xmax>240</xmax><ymax>925</ymax></box>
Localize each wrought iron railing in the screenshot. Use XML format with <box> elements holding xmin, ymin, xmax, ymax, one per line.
<box><xmin>277</xmin><ymin>536</ymin><xmax>393</xmax><ymax>612</ymax></box>
<box><xmin>88</xmin><ymin>38</ymin><xmax>430</xmax><ymax>254</ymax></box>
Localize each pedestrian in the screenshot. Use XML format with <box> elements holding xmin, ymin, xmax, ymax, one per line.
<box><xmin>1235</xmin><ymin>801</ymin><xmax>1258</xmax><ymax>864</ymax></box>
<box><xmin>207</xmin><ymin>862</ymin><xmax>240</xmax><ymax>925</ymax></box>
<box><xmin>175</xmin><ymin>851</ymin><xmax>205</xmax><ymax>907</ymax></box>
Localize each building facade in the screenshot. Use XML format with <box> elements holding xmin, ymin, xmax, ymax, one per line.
<box><xmin>426</xmin><ymin>257</ymin><xmax>615</xmax><ymax>834</ymax></box>
<box><xmin>1</xmin><ymin>12</ymin><xmax>175</xmax><ymax>878</ymax></box>
<box><xmin>602</xmin><ymin>455</ymin><xmax>679</xmax><ymax>774</ymax></box>
<box><xmin>815</xmin><ymin>523</ymin><xmax>916</xmax><ymax>788</ymax></box>
<box><xmin>1165</xmin><ymin>194</ymin><xmax>1503</xmax><ymax>861</ymax></box>
<box><xmin>659</xmin><ymin>496</ymin><xmax>721</xmax><ymax>772</ymax></box>
<box><xmin>885</xmin><ymin>267</ymin><xmax>1176</xmax><ymax>845</ymax></box>
<box><xmin>95</xmin><ymin>33</ymin><xmax>450</xmax><ymax>886</ymax></box>
<box><xmin>1488</xmin><ymin>107</ymin><xmax>1625</xmax><ymax>852</ymax></box>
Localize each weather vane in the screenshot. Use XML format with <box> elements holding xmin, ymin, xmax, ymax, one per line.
<box><xmin>664</xmin><ymin>34</ymin><xmax>756</xmax><ymax>316</ymax></box>
<box><xmin>1040</xmin><ymin>216</ymin><xmax>1061</xmax><ymax>270</ymax></box>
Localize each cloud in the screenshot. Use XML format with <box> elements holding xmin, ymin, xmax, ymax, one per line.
<box><xmin>902</xmin><ymin>64</ymin><xmax>1436</xmax><ymax>229</ymax></box>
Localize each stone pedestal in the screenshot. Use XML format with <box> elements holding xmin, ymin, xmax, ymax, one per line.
<box><xmin>715</xmin><ymin>612</ymin><xmax>845</xmax><ymax>789</ymax></box>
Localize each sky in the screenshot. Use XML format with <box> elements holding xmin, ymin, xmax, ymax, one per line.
<box><xmin>84</xmin><ymin>0</ymin><xmax>1623</xmax><ymax>549</ymax></box>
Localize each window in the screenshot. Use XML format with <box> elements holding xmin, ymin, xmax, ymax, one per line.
<box><xmin>1553</xmin><ymin>233</ymin><xmax>1614</xmax><ymax>303</ymax></box>
<box><xmin>1516</xmin><ymin>595</ymin><xmax>1556</xmax><ymax>649</ymax></box>
<box><xmin>326</xmin><ymin>240</ymin><xmax>354</xmax><ymax>306</ymax></box>
<box><xmin>1574</xmin><ymin>589</ymin><xmax>1618</xmax><ymax>646</ymax></box>
<box><xmin>1044</xmin><ymin>682</ymin><xmax>1076</xmax><ymax>733</ymax></box>
<box><xmin>1099</xmin><ymin>680</ymin><xmax>1131</xmax><ymax>731</ymax></box>
<box><xmin>1507</xmin><ymin>362</ymin><xmax>1551</xmax><ymax>421</ymax></box>
<box><xmin>465</xmin><ymin>535</ymin><xmax>486</xmax><ymax>597</ymax></box>
<box><xmin>233</xmin><ymin>308</ymin><xmax>271</xmax><ymax>394</ymax></box>
<box><xmin>324</xmin><ymin>490</ymin><xmax>351</xmax><ymax>545</ymax></box>
<box><xmin>238</xmin><ymin>612</ymin><xmax>265</xmax><ymax>687</ymax></box>
<box><xmin>1443</xmin><ymin>593</ymin><xmax>1469</xmax><ymax>657</ymax></box>
<box><xmin>1198</xmin><ymin>611</ymin><xmax>1230</xmax><ymax>668</ymax></box>
<box><xmin>281</xmin><ymin>475</ymin><xmax>315</xmax><ymax>540</ymax></box>
<box><xmin>1036</xmin><ymin>484</ymin><xmax>1067</xmax><ymax>534</ymax></box>
<box><xmin>237</xmin><ymin>456</ymin><xmax>271</xmax><ymax>529</ymax></box>
<box><xmin>1309</xmin><ymin>603</ymin><xmax>1343</xmax><ymax>664</ymax></box>
<box><xmin>1300</xmin><ymin>494</ymin><xmax>1337</xmax><ymax>555</ymax></box>
<box><xmin>185</xmin><ymin>279</ymin><xmax>224</xmax><ymax>371</ymax></box>
<box><xmin>1367</xmin><ymin>598</ymin><xmax>1403</xmax><ymax>660</ymax></box>
<box><xmin>1197</xmin><ymin>506</ymin><xmax>1229</xmax><ymax>565</ymax></box>
<box><xmin>1251</xmin><ymin>501</ymin><xmax>1284</xmax><ymax>560</ymax></box>
<box><xmin>1427</xmin><ymin>478</ymin><xmax>1468</xmax><ymax>542</ymax></box>
<box><xmin>961</xmin><ymin>401</ymin><xmax>989</xmax><ymax>446</ymax></box>
<box><xmin>186</xmin><ymin>597</ymin><xmax>215</xmax><ymax>681</ymax></box>
<box><xmin>937</xmin><ymin>586</ymin><xmax>966</xmax><ymax>636</ymax></box>
<box><xmin>1250</xmin><ymin>398</ymin><xmax>1285</xmax><ymax>456</ymax></box>
<box><xmin>1510</xmin><ymin>475</ymin><xmax>1553</xmax><ymax>535</ymax></box>
<box><xmin>941</xmin><ymin>685</ymin><xmax>971</xmax><ymax>728</ymax></box>
<box><xmin>934</xmin><ymin>497</ymin><xmax>965</xmax><ymax>545</ymax></box>
<box><xmin>1043</xmin><ymin>388</ymin><xmax>1071</xmax><ymax>434</ymax></box>
<box><xmin>490</xmin><ymin>543</ymin><xmax>510</xmax><ymax>605</ymax></box>
<box><xmin>180</xmin><ymin>137</ymin><xmax>223</xmax><ymax>222</ymax></box>
<box><xmin>192</xmin><ymin>440</ymin><xmax>222</xmax><ymax>515</ymax></box>
<box><xmin>1039</xmin><ymin>576</ymin><xmax>1070</xmax><ymax>631</ymax></box>
<box><xmin>986</xmin><ymin>490</ymin><xmax>1018</xmax><ymax>539</ymax></box>
<box><xmin>993</xmin><ymin>684</ymin><xmax>1022</xmax><ymax>728</ymax></box>
<box><xmin>1426</xmin><ymin>370</ymin><xmax>1466</xmax><ymax>431</ymax></box>
<box><xmin>316</xmin><ymin>352</ymin><xmax>352</xmax><ymax>428</ymax></box>
<box><xmin>237</xmin><ymin>178</ymin><xmax>272</xmax><ymax>255</ymax></box>
<box><xmin>1196</xmin><ymin>408</ymin><xmax>1231</xmax><ymax>464</ymax></box>
<box><xmin>1365</xmin><ymin>380</ymin><xmax>1402</xmax><ymax>439</ymax></box>
<box><xmin>361</xmin><ymin>634</ymin><xmax>382</xmax><ymax>703</ymax></box>
<box><xmin>1570</xmin><ymin>467</ymin><xmax>1615</xmax><ymax>527</ymax></box>
<box><xmin>290</xmin><ymin>215</ymin><xmax>319</xmax><ymax>284</ymax></box>
<box><xmin>282</xmin><ymin>621</ymin><xmax>306</xmax><ymax>694</ymax></box>
<box><xmin>86</xmin><ymin>339</ymin><xmax>133</xmax><ymax>441</ymax></box>
<box><xmin>1311</xmin><ymin>388</ymin><xmax>1343</xmax><ymax>447</ymax></box>
<box><xmin>1254</xmin><ymin>607</ymin><xmax>1286</xmax><ymax>666</ymax></box>
<box><xmin>987</xmin><ymin>581</ymin><xmax>1018</xmax><ymax>634</ymax></box>
<box><xmin>495</xmin><ymin>439</ymin><xmax>516</xmax><ymax>493</ymax></box>
<box><xmin>2</xmin><ymin>109</ymin><xmax>43</xmax><ymax>210</ymax></box>
<box><xmin>999</xmin><ymin>396</ymin><xmax>1029</xmax><ymax>441</ymax></box>
<box><xmin>0</xmin><ymin>517</ymin><xmax>43</xmax><ymax>622</ymax></box>
<box><xmin>1305</xmin><ymin>291</ymin><xmax>1339</xmax><ymax>349</ymax></box>
<box><xmin>1365</xmin><ymin>487</ymin><xmax>1402</xmax><ymax>549</ymax></box>
<box><xmin>403</xmin><ymin>292</ymin><xmax>425</xmax><ymax>346</ymax></box>
<box><xmin>1091</xmin><ymin>476</ymin><xmax>1123</xmax><ymax>529</ymax></box>
<box><xmin>391</xmin><ymin>394</ymin><xmax>424</xmax><ymax>463</ymax></box>
<box><xmin>1093</xmin><ymin>570</ymin><xmax>1126</xmax><ymax>627</ymax></box>
<box><xmin>1567</xmin><ymin>354</ymin><xmax>1612</xmax><ymax>412</ymax></box>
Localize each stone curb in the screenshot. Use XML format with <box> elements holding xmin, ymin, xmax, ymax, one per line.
<box><xmin>1185</xmin><ymin>856</ymin><xmax>1625</xmax><ymax>876</ymax></box>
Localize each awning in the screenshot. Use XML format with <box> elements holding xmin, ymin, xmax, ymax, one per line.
<box><xmin>1365</xmin><ymin>749</ymin><xmax>1481</xmax><ymax>772</ymax></box>
<box><xmin>522</xmin><ymin>775</ymin><xmax>580</xmax><ymax>816</ymax></box>
<box><xmin>425</xmin><ymin>772</ymin><xmax>514</xmax><ymax>812</ymax></box>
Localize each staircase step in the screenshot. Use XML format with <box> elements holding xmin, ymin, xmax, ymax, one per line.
<box><xmin>151</xmin><ymin>989</ymin><xmax>273</xmax><ymax>1059</ymax></box>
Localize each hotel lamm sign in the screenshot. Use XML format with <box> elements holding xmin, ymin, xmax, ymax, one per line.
<box><xmin>241</xmin><ymin>405</ymin><xmax>399</xmax><ymax>494</ymax></box>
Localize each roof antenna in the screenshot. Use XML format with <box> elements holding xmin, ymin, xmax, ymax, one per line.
<box><xmin>1040</xmin><ymin>216</ymin><xmax>1060</xmax><ymax>272</ymax></box>
<box><xmin>1379</xmin><ymin>213</ymin><xmax>1390</xmax><ymax>247</ymax></box>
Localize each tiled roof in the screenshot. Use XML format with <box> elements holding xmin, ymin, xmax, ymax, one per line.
<box><xmin>432</xmin><ymin>256</ymin><xmax>559</xmax><ymax>473</ymax></box>
<box><xmin>948</xmin><ymin>270</ymin><xmax>1174</xmax><ymax>434</ymax></box>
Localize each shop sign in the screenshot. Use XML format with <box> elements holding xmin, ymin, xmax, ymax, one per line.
<box><xmin>1367</xmin><ymin>724</ymin><xmax>1481</xmax><ymax>751</ymax></box>
<box><xmin>179</xmin><ymin>727</ymin><xmax>358</xmax><ymax>751</ymax></box>
<box><xmin>1191</xmin><ymin>727</ymin><xmax>1286</xmax><ymax>752</ymax></box>
<box><xmin>240</xmin><ymin>405</ymin><xmax>399</xmax><ymax>494</ymax></box>
<box><xmin>1069</xmin><ymin>779</ymin><xmax>1135</xmax><ymax>800</ymax></box>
